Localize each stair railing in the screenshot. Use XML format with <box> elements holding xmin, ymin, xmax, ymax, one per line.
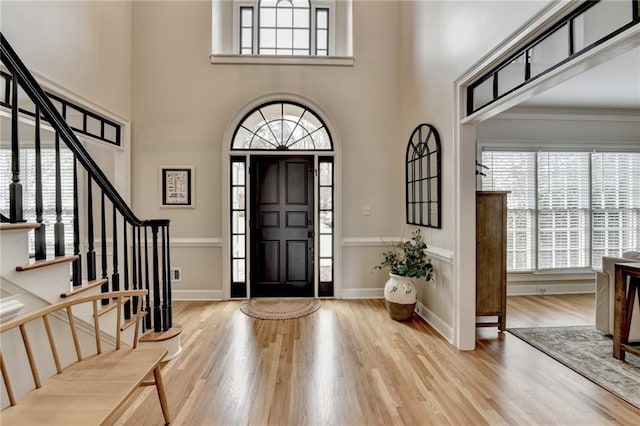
<box><xmin>0</xmin><ymin>33</ymin><xmax>172</xmax><ymax>332</ymax></box>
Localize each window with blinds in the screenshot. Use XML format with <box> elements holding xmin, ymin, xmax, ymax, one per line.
<box><xmin>591</xmin><ymin>153</ymin><xmax>640</xmax><ymax>268</ymax></box>
<box><xmin>482</xmin><ymin>151</ymin><xmax>536</xmax><ymax>271</ymax></box>
<box><xmin>0</xmin><ymin>147</ymin><xmax>75</xmax><ymax>257</ymax></box>
<box><xmin>482</xmin><ymin>150</ymin><xmax>640</xmax><ymax>272</ymax></box>
<box><xmin>537</xmin><ymin>152</ymin><xmax>590</xmax><ymax>269</ymax></box>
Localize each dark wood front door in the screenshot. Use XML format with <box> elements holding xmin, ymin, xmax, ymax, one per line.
<box><xmin>250</xmin><ymin>156</ymin><xmax>314</xmax><ymax>297</ymax></box>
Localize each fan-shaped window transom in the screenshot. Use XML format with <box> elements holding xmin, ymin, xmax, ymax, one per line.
<box><xmin>232</xmin><ymin>101</ymin><xmax>332</xmax><ymax>151</ymax></box>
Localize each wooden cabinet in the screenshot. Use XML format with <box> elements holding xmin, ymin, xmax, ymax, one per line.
<box><xmin>476</xmin><ymin>191</ymin><xmax>508</xmax><ymax>331</ymax></box>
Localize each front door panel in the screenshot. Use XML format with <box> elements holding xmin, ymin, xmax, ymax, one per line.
<box><xmin>251</xmin><ymin>156</ymin><xmax>314</xmax><ymax>297</ymax></box>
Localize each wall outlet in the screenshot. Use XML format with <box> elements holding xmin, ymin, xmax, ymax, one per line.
<box><xmin>361</xmin><ymin>205</ymin><xmax>371</xmax><ymax>216</ymax></box>
<box><xmin>170</xmin><ymin>267</ymin><xmax>182</xmax><ymax>282</ymax></box>
<box><xmin>536</xmin><ymin>287</ymin><xmax>547</xmax><ymax>294</ymax></box>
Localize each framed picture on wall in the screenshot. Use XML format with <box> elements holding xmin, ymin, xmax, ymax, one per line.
<box><xmin>160</xmin><ymin>166</ymin><xmax>195</xmax><ymax>208</ymax></box>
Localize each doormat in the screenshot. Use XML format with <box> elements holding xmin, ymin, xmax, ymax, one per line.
<box><xmin>240</xmin><ymin>298</ymin><xmax>321</xmax><ymax>320</ymax></box>
<box><xmin>508</xmin><ymin>326</ymin><xmax>640</xmax><ymax>409</ymax></box>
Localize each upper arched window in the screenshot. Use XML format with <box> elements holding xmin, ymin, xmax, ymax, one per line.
<box><xmin>259</xmin><ymin>0</ymin><xmax>310</xmax><ymax>55</ymax></box>
<box><xmin>237</xmin><ymin>0</ymin><xmax>331</xmax><ymax>56</ymax></box>
<box><xmin>232</xmin><ymin>101</ymin><xmax>332</xmax><ymax>150</ymax></box>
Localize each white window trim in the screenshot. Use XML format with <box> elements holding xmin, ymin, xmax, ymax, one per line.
<box><xmin>233</xmin><ymin>2</ymin><xmax>255</xmax><ymax>55</ymax></box>
<box><xmin>215</xmin><ymin>0</ymin><xmax>353</xmax><ymax>66</ymax></box>
<box><xmin>312</xmin><ymin>2</ymin><xmax>335</xmax><ymax>55</ymax></box>
<box><xmin>210</xmin><ymin>54</ymin><xmax>354</xmax><ymax>65</ymax></box>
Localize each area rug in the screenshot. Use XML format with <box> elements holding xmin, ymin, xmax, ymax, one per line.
<box><xmin>508</xmin><ymin>326</ymin><xmax>640</xmax><ymax>409</ymax></box>
<box><xmin>239</xmin><ymin>298</ymin><xmax>321</xmax><ymax>320</ymax></box>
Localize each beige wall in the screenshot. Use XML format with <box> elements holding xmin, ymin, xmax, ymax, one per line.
<box><xmin>131</xmin><ymin>0</ymin><xmax>405</xmax><ymax>296</ymax></box>
<box><xmin>7</xmin><ymin>0</ymin><xmax>599</xmax><ymax>345</ymax></box>
<box><xmin>1</xmin><ymin>0</ymin><xmax>133</xmax><ymax>118</ymax></box>
<box><xmin>398</xmin><ymin>1</ymin><xmax>550</xmax><ymax>333</ymax></box>
<box><xmin>1</xmin><ymin>0</ymin><xmax>132</xmax><ymax>200</ymax></box>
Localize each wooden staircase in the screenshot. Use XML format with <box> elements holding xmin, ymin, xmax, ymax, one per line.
<box><xmin>0</xmin><ymin>223</ymin><xmax>183</xmax><ymax>364</ymax></box>
<box><xmin>0</xmin><ymin>32</ymin><xmax>183</xmax><ymax>388</ymax></box>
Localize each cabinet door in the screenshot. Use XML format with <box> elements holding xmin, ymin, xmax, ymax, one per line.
<box><xmin>476</xmin><ymin>193</ymin><xmax>507</xmax><ymax>315</ymax></box>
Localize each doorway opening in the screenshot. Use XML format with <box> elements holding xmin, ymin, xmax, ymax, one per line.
<box><xmin>227</xmin><ymin>99</ymin><xmax>335</xmax><ymax>299</ymax></box>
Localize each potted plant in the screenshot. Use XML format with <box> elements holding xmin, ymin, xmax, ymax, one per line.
<box><xmin>375</xmin><ymin>230</ymin><xmax>434</xmax><ymax>321</ymax></box>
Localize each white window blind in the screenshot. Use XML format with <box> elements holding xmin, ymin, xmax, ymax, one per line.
<box><xmin>537</xmin><ymin>152</ymin><xmax>590</xmax><ymax>269</ymax></box>
<box><xmin>591</xmin><ymin>152</ymin><xmax>640</xmax><ymax>268</ymax></box>
<box><xmin>482</xmin><ymin>150</ymin><xmax>640</xmax><ymax>272</ymax></box>
<box><xmin>482</xmin><ymin>151</ymin><xmax>536</xmax><ymax>271</ymax></box>
<box><xmin>0</xmin><ymin>147</ymin><xmax>75</xmax><ymax>257</ymax></box>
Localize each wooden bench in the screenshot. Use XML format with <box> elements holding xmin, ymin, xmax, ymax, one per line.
<box><xmin>0</xmin><ymin>290</ymin><xmax>170</xmax><ymax>425</ymax></box>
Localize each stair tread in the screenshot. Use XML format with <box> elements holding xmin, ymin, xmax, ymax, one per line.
<box><xmin>140</xmin><ymin>324</ymin><xmax>183</xmax><ymax>343</ymax></box>
<box><xmin>16</xmin><ymin>255</ymin><xmax>79</xmax><ymax>272</ymax></box>
<box><xmin>0</xmin><ymin>223</ymin><xmax>40</xmax><ymax>231</ymax></box>
<box><xmin>60</xmin><ymin>278</ymin><xmax>109</xmax><ymax>298</ymax></box>
<box><xmin>120</xmin><ymin>312</ymin><xmax>146</xmax><ymax>332</ymax></box>
<box><xmin>97</xmin><ymin>296</ymin><xmax>131</xmax><ymax>316</ymax></box>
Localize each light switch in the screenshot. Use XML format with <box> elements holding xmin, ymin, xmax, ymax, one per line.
<box><xmin>361</xmin><ymin>205</ymin><xmax>371</xmax><ymax>216</ymax></box>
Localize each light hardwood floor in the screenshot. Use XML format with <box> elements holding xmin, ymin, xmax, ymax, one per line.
<box><xmin>116</xmin><ymin>296</ymin><xmax>640</xmax><ymax>425</ymax></box>
<box><xmin>507</xmin><ymin>293</ymin><xmax>595</xmax><ymax>328</ymax></box>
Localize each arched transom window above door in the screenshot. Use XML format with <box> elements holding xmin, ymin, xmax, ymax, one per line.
<box><xmin>231</xmin><ymin>101</ymin><xmax>332</xmax><ymax>150</ymax></box>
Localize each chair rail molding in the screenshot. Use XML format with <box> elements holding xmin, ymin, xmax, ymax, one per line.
<box><xmin>341</xmin><ymin>237</ymin><xmax>454</xmax><ymax>264</ymax></box>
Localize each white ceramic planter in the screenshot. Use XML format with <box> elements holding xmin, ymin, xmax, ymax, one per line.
<box><xmin>383</xmin><ymin>274</ymin><xmax>417</xmax><ymax>321</ymax></box>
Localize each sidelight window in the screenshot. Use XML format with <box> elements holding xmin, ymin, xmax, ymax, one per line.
<box><xmin>318</xmin><ymin>157</ymin><xmax>333</xmax><ymax>296</ymax></box>
<box><xmin>230</xmin><ymin>157</ymin><xmax>247</xmax><ymax>298</ymax></box>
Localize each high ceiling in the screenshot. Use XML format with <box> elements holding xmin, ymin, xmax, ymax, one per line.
<box><xmin>519</xmin><ymin>46</ymin><xmax>640</xmax><ymax>110</ymax></box>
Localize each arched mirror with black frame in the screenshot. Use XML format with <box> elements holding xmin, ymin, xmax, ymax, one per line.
<box><xmin>406</xmin><ymin>123</ymin><xmax>441</xmax><ymax>228</ymax></box>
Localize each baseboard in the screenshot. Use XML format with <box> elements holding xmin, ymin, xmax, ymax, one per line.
<box><xmin>507</xmin><ymin>282</ymin><xmax>595</xmax><ymax>296</ymax></box>
<box><xmin>415</xmin><ymin>301</ymin><xmax>454</xmax><ymax>344</ymax></box>
<box><xmin>171</xmin><ymin>289</ymin><xmax>223</xmax><ymax>301</ymax></box>
<box><xmin>341</xmin><ymin>288</ymin><xmax>383</xmax><ymax>299</ymax></box>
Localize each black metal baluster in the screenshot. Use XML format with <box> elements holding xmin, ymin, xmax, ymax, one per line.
<box><xmin>132</xmin><ymin>225</ymin><xmax>138</xmax><ymax>315</ymax></box>
<box><xmin>111</xmin><ymin>205</ymin><xmax>119</xmax><ymax>294</ymax></box>
<box><xmin>72</xmin><ymin>155</ymin><xmax>81</xmax><ymax>286</ymax></box>
<box><xmin>568</xmin><ymin>18</ymin><xmax>575</xmax><ymax>56</ymax></box>
<box><xmin>3</xmin><ymin>72</ymin><xmax>10</xmax><ymax>105</ymax></box>
<box><xmin>151</xmin><ymin>225</ymin><xmax>161</xmax><ymax>332</ymax></box>
<box><xmin>138</xmin><ymin>226</ymin><xmax>144</xmax><ymax>297</ymax></box>
<box><xmin>9</xmin><ymin>75</ymin><xmax>23</xmax><ymax>223</ymax></box>
<box><xmin>165</xmin><ymin>225</ymin><xmax>172</xmax><ymax>329</ymax></box>
<box><xmin>101</xmin><ymin>191</ymin><xmax>108</xmax><ymax>304</ymax></box>
<box><xmin>34</xmin><ymin>106</ymin><xmax>46</xmax><ymax>259</ymax></box>
<box><xmin>144</xmin><ymin>226</ymin><xmax>151</xmax><ymax>330</ymax></box>
<box><xmin>86</xmin><ymin>176</ymin><xmax>96</xmax><ymax>281</ymax></box>
<box><xmin>123</xmin><ymin>219</ymin><xmax>130</xmax><ymax>319</ymax></box>
<box><xmin>161</xmin><ymin>225</ymin><xmax>168</xmax><ymax>331</ymax></box>
<box><xmin>54</xmin><ymin>132</ymin><xmax>65</xmax><ymax>256</ymax></box>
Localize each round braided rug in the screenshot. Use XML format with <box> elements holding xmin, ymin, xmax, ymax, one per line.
<box><xmin>239</xmin><ymin>298</ymin><xmax>321</xmax><ymax>320</ymax></box>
